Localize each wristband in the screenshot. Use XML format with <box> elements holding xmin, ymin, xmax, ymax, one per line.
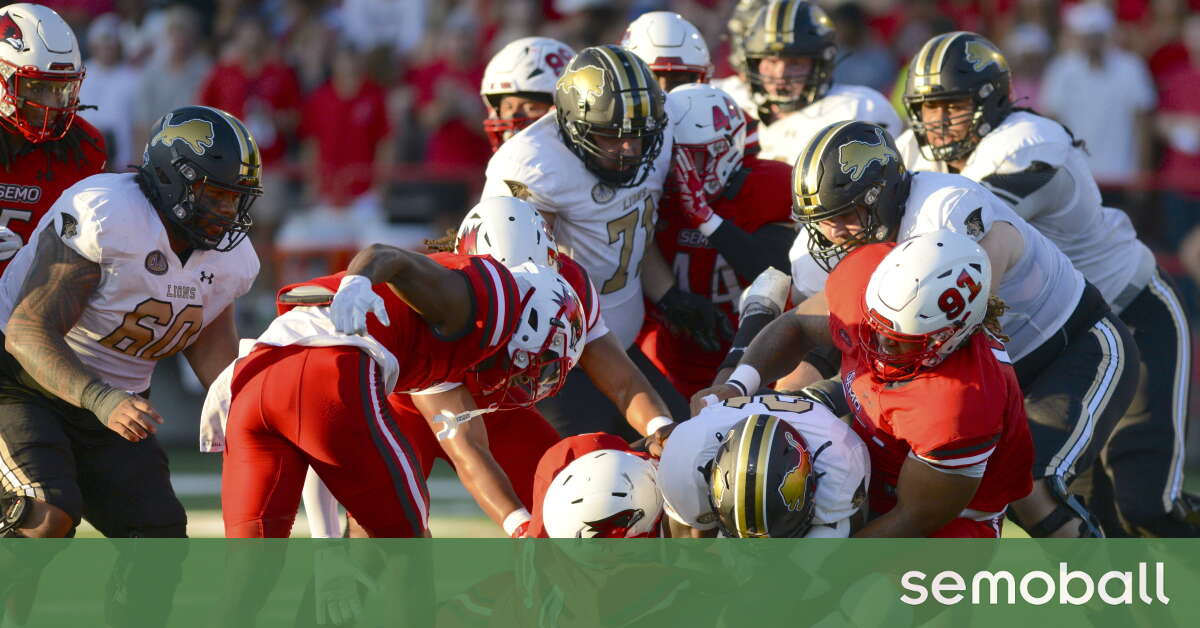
<box><xmin>726</xmin><ymin>364</ymin><xmax>761</xmax><ymax>397</ymax></box>
<box><xmin>645</xmin><ymin>416</ymin><xmax>674</xmax><ymax>435</ymax></box>
<box><xmin>697</xmin><ymin>213</ymin><xmax>724</xmax><ymax>237</ymax></box>
<box><xmin>80</xmin><ymin>380</ymin><xmax>129</xmax><ymax>424</ymax></box>
<box><xmin>502</xmin><ymin>508</ymin><xmax>532</xmax><ymax>537</ymax></box>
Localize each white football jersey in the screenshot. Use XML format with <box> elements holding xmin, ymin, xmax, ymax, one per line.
<box><xmin>0</xmin><ymin>173</ymin><xmax>259</xmax><ymax>392</ymax></box>
<box><xmin>758</xmin><ymin>84</ymin><xmax>902</xmax><ymax>165</ymax></box>
<box><xmin>658</xmin><ymin>393</ymin><xmax>869</xmax><ymax>536</ymax></box>
<box><xmin>897</xmin><ymin>111</ymin><xmax>1155</xmax><ymax>313</ymax></box>
<box><xmin>482</xmin><ymin>113</ymin><xmax>673</xmax><ymax>348</ymax></box>
<box><xmin>790</xmin><ymin>171</ymin><xmax>1083</xmax><ymax>361</ymax></box>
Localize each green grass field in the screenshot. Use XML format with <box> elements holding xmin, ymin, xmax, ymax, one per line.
<box><xmin>74</xmin><ymin>448</ymin><xmax>1200</xmax><ymax>538</ymax></box>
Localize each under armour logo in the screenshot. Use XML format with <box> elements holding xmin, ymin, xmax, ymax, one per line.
<box><xmin>199</xmin><ymin>271</ymin><xmax>214</xmax><ymax>284</ymax></box>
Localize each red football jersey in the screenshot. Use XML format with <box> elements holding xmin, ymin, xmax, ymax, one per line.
<box><xmin>0</xmin><ymin>117</ymin><xmax>107</xmax><ymax>273</ymax></box>
<box><xmin>277</xmin><ymin>252</ymin><xmax>523</xmax><ymax>391</ymax></box>
<box><xmin>640</xmin><ymin>156</ymin><xmax>794</xmax><ymax>397</ymax></box>
<box><xmin>826</xmin><ymin>244</ymin><xmax>1034</xmax><ymax>517</ymax></box>
<box><xmin>526</xmin><ymin>432</ymin><xmax>657</xmax><ymax>538</ymax></box>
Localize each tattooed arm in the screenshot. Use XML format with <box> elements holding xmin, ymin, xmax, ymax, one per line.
<box><xmin>4</xmin><ymin>224</ymin><xmax>162</xmax><ymax>441</ymax></box>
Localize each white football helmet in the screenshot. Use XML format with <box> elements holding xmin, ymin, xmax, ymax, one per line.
<box><xmin>480</xmin><ymin>36</ymin><xmax>576</xmax><ymax>150</ymax></box>
<box><xmin>472</xmin><ymin>262</ymin><xmax>586</xmax><ymax>408</ymax></box>
<box><xmin>542</xmin><ymin>449</ymin><xmax>664</xmax><ymax>538</ymax></box>
<box><xmin>455</xmin><ymin>197</ymin><xmax>557</xmax><ymax>268</ymax></box>
<box><xmin>621</xmin><ymin>11</ymin><xmax>711</xmax><ymax>82</ymax></box>
<box><xmin>0</xmin><ymin>3</ymin><xmax>83</xmax><ymax>143</ymax></box>
<box><xmin>863</xmin><ymin>229</ymin><xmax>992</xmax><ymax>380</ymax></box>
<box><xmin>668</xmin><ymin>83</ymin><xmax>748</xmax><ymax>198</ymax></box>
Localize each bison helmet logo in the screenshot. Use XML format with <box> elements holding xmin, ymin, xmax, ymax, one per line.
<box><xmin>837</xmin><ymin>128</ymin><xmax>899</xmax><ymax>182</ymax></box>
<box><xmin>964</xmin><ymin>40</ymin><xmax>1008</xmax><ymax>74</ymax></box>
<box><xmin>777</xmin><ymin>431</ymin><xmax>813</xmax><ymax>513</ymax></box>
<box><xmin>151</xmin><ymin>113</ymin><xmax>216</xmax><ymax>157</ymax></box>
<box><xmin>0</xmin><ymin>13</ymin><xmax>23</xmax><ymax>51</ymax></box>
<box><xmin>557</xmin><ymin>64</ymin><xmax>607</xmax><ymax>108</ymax></box>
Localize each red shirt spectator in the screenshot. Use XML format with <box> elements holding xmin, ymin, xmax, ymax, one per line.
<box><xmin>300</xmin><ymin>47</ymin><xmax>392</xmax><ymax>206</ymax></box>
<box><xmin>1156</xmin><ymin>65</ymin><xmax>1200</xmax><ymax>194</ymax></box>
<box><xmin>407</xmin><ymin>37</ymin><xmax>490</xmax><ymax>172</ymax></box>
<box><xmin>198</xmin><ymin>61</ymin><xmax>301</xmax><ymax>164</ymax></box>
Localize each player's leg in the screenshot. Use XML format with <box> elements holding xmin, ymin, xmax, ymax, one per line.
<box><xmin>1011</xmin><ymin>308</ymin><xmax>1138</xmax><ymax>538</ymax></box>
<box><xmin>221</xmin><ymin>345</ymin><xmax>312</xmax><ymax>538</ymax></box>
<box><xmin>1106</xmin><ymin>269</ymin><xmax>1197</xmax><ymax>536</ymax></box>
<box><xmin>301</xmin><ymin>349</ymin><xmax>429</xmax><ymax>538</ymax></box>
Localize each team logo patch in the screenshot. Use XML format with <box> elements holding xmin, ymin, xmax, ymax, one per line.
<box><xmin>591</xmin><ymin>182</ymin><xmax>615</xmax><ymax>204</ymax></box>
<box><xmin>964</xmin><ymin>40</ymin><xmax>1008</xmax><ymax>73</ymax></box>
<box><xmin>777</xmin><ymin>431</ymin><xmax>812</xmax><ymax>513</ymax></box>
<box><xmin>837</xmin><ymin>128</ymin><xmax>898</xmax><ymax>182</ymax></box>
<box><xmin>557</xmin><ymin>64</ymin><xmax>607</xmax><ymax>108</ymax></box>
<box><xmin>504</xmin><ymin>179</ymin><xmax>531</xmax><ymax>201</ymax></box>
<box><xmin>151</xmin><ymin>113</ymin><xmax>215</xmax><ymax>156</ymax></box>
<box><xmin>59</xmin><ymin>213</ymin><xmax>78</xmax><ymax>239</ymax></box>
<box><xmin>144</xmin><ymin>250</ymin><xmax>168</xmax><ymax>276</ymax></box>
<box><xmin>963</xmin><ymin>207</ymin><xmax>985</xmax><ymax>237</ymax></box>
<box><xmin>0</xmin><ymin>13</ymin><xmax>23</xmax><ymax>51</ymax></box>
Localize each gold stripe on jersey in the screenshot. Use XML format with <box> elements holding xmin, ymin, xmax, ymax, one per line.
<box><xmin>794</xmin><ymin>120</ymin><xmax>854</xmax><ymax>211</ymax></box>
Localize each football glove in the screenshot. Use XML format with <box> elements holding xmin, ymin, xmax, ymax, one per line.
<box><xmin>666</xmin><ymin>147</ymin><xmax>715</xmax><ymax>229</ymax></box>
<box><xmin>653</xmin><ymin>286</ymin><xmax>734</xmax><ymax>353</ymax></box>
<box><xmin>331</xmin><ymin>275</ymin><xmax>390</xmax><ymax>336</ymax></box>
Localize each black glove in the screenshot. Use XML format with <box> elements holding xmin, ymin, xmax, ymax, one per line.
<box><xmin>653</xmin><ymin>286</ymin><xmax>734</xmax><ymax>353</ymax></box>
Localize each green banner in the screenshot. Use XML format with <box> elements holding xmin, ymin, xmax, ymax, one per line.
<box><xmin>0</xmin><ymin>539</ymin><xmax>1197</xmax><ymax>626</ymax></box>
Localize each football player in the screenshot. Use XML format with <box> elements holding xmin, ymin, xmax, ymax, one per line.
<box><xmin>621</xmin><ymin>11</ymin><xmax>713</xmax><ymax>92</ymax></box>
<box><xmin>0</xmin><ymin>3</ymin><xmax>107</xmax><ymax>273</ymax></box>
<box><xmin>528</xmin><ymin>432</ymin><xmax>664</xmax><ymax>538</ymax></box>
<box><xmin>206</xmin><ymin>249</ymin><xmax>585</xmax><ymax>538</ymax></box>
<box><xmin>705</xmin><ymin>231</ymin><xmax>1034</xmax><ymax>537</ymax></box>
<box><xmin>0</xmin><ymin>105</ymin><xmax>261</xmax><ymax>623</ymax></box>
<box><xmin>658</xmin><ymin>393</ymin><xmax>868</xmax><ymax>537</ymax></box>
<box><xmin>705</xmin><ymin>120</ymin><xmax>1139</xmax><ymax>538</ymax></box>
<box><xmin>639</xmin><ymin>83</ymin><xmax>793</xmax><ymax>398</ymax></box>
<box><xmin>898</xmin><ymin>32</ymin><xmax>1197</xmax><ymax>538</ymax></box>
<box><xmin>300</xmin><ymin>197</ymin><xmax>679</xmax><ymax>536</ymax></box>
<box><xmin>736</xmin><ymin>0</ymin><xmax>900</xmax><ymax>165</ymax></box>
<box><xmin>483</xmin><ymin>45</ymin><xmax>718</xmax><ymax>438</ymax></box>
<box><xmin>480</xmin><ymin>37</ymin><xmax>576</xmax><ymax>152</ymax></box>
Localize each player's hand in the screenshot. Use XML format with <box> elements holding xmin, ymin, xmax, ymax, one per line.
<box><xmin>0</xmin><ymin>226</ymin><xmax>20</xmax><ymax>255</ymax></box>
<box><xmin>105</xmin><ymin>395</ymin><xmax>163</xmax><ymax>442</ymax></box>
<box><xmin>667</xmin><ymin>148</ymin><xmax>715</xmax><ymax>228</ymax></box>
<box><xmin>690</xmin><ymin>383</ymin><xmax>740</xmax><ymax>416</ymax></box>
<box><xmin>738</xmin><ymin>267</ymin><xmax>791</xmax><ymax>322</ymax></box>
<box><xmin>314</xmin><ymin>547</ymin><xmax>378</xmax><ymax>626</ymax></box>
<box><xmin>647</xmin><ymin>422</ymin><xmax>677</xmax><ymax>458</ymax></box>
<box><xmin>653</xmin><ymin>286</ymin><xmax>734</xmax><ymax>353</ymax></box>
<box><xmin>331</xmin><ymin>274</ymin><xmax>390</xmax><ymax>336</ymax></box>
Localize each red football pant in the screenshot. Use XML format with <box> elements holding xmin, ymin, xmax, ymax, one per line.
<box><xmin>388</xmin><ymin>393</ymin><xmax>561</xmax><ymax>510</ymax></box>
<box><xmin>222</xmin><ymin>345</ymin><xmax>429</xmax><ymax>538</ymax></box>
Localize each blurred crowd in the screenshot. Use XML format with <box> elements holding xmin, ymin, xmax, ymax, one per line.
<box><xmin>45</xmin><ymin>0</ymin><xmax>1200</xmax><ymax>318</ymax></box>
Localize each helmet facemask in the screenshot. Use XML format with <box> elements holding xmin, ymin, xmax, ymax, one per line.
<box><xmin>745</xmin><ymin>53</ymin><xmax>833</xmax><ymax>121</ymax></box>
<box><xmin>0</xmin><ymin>63</ymin><xmax>82</xmax><ymax>143</ymax></box>
<box><xmin>798</xmin><ymin>194</ymin><xmax>898</xmax><ymax>273</ymax></box>
<box><xmin>166</xmin><ymin>160</ymin><xmax>259</xmax><ymax>252</ymax></box>
<box><xmin>482</xmin><ymin>92</ymin><xmax>553</xmax><ymax>152</ymax></box>
<box><xmin>562</xmin><ymin>118</ymin><xmax>665</xmax><ymax>188</ymax></box>
<box><xmin>860</xmin><ymin>311</ymin><xmax>960</xmax><ymax>381</ymax></box>
<box><xmin>906</xmin><ymin>91</ymin><xmax>996</xmax><ymax>164</ymax></box>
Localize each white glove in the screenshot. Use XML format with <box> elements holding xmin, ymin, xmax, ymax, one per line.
<box><xmin>738</xmin><ymin>266</ymin><xmax>791</xmax><ymax>321</ymax></box>
<box><xmin>314</xmin><ymin>546</ymin><xmax>377</xmax><ymax>626</ymax></box>
<box><xmin>331</xmin><ymin>275</ymin><xmax>389</xmax><ymax>336</ymax></box>
<box><xmin>0</xmin><ymin>226</ymin><xmax>21</xmax><ymax>255</ymax></box>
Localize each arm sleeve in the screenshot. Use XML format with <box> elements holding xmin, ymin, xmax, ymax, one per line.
<box><xmin>706</xmin><ymin>221</ymin><xmax>795</xmax><ymax>283</ymax></box>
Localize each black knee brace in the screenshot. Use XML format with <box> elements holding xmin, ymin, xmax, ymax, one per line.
<box><xmin>1012</xmin><ymin>476</ymin><xmax>1105</xmax><ymax>538</ymax></box>
<box><xmin>0</xmin><ymin>493</ymin><xmax>32</xmax><ymax>538</ymax></box>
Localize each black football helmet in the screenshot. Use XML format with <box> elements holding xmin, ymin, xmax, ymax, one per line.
<box><xmin>792</xmin><ymin>120</ymin><xmax>911</xmax><ymax>272</ymax></box>
<box><xmin>742</xmin><ymin>0</ymin><xmax>837</xmax><ymax>123</ymax></box>
<box><xmin>904</xmin><ymin>32</ymin><xmax>1013</xmax><ymax>163</ymax></box>
<box><xmin>554</xmin><ymin>45</ymin><xmax>667</xmax><ymax>188</ymax></box>
<box><xmin>726</xmin><ymin>0</ymin><xmax>769</xmax><ymax>76</ymax></box>
<box><xmin>138</xmin><ymin>105</ymin><xmax>262</xmax><ymax>251</ymax></box>
<box><xmin>709</xmin><ymin>414</ymin><xmax>818</xmax><ymax>538</ymax></box>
